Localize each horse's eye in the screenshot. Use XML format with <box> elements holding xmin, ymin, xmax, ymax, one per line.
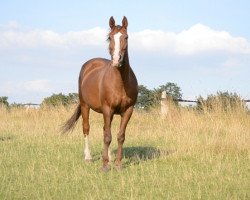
<box><xmin>125</xmin><ymin>36</ymin><xmax>128</xmax><ymax>40</ymax></box>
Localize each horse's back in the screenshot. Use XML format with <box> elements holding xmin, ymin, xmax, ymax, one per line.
<box><xmin>79</xmin><ymin>58</ymin><xmax>110</xmax><ymax>78</ymax></box>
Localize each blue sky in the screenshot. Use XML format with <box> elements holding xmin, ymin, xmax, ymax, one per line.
<box><xmin>1</xmin><ymin>0</ymin><xmax>250</xmax><ymax>103</ymax></box>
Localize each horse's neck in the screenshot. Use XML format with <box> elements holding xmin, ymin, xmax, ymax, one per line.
<box><xmin>118</xmin><ymin>49</ymin><xmax>131</xmax><ymax>81</ymax></box>
<box><xmin>123</xmin><ymin>49</ymin><xmax>130</xmax><ymax>66</ymax></box>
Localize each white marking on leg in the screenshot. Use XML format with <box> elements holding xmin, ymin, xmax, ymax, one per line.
<box><xmin>108</xmin><ymin>148</ymin><xmax>112</xmax><ymax>161</ymax></box>
<box><xmin>84</xmin><ymin>135</ymin><xmax>92</xmax><ymax>160</ymax></box>
<box><xmin>113</xmin><ymin>32</ymin><xmax>122</xmax><ymax>65</ymax></box>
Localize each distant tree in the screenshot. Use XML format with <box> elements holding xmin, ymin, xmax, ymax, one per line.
<box><xmin>135</xmin><ymin>85</ymin><xmax>155</xmax><ymax>109</ymax></box>
<box><xmin>197</xmin><ymin>91</ymin><xmax>245</xmax><ymax>112</ymax></box>
<box><xmin>153</xmin><ymin>82</ymin><xmax>182</xmax><ymax>105</ymax></box>
<box><xmin>135</xmin><ymin>83</ymin><xmax>182</xmax><ymax>109</ymax></box>
<box><xmin>0</xmin><ymin>96</ymin><xmax>9</xmax><ymax>107</ymax></box>
<box><xmin>42</xmin><ymin>93</ymin><xmax>78</xmax><ymax>107</ymax></box>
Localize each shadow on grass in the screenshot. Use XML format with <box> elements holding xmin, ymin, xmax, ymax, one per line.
<box><xmin>115</xmin><ymin>146</ymin><xmax>168</xmax><ymax>167</ymax></box>
<box><xmin>0</xmin><ymin>135</ymin><xmax>13</xmax><ymax>142</ymax></box>
<box><xmin>91</xmin><ymin>146</ymin><xmax>172</xmax><ymax>168</ymax></box>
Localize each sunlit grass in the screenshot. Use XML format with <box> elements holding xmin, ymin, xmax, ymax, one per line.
<box><xmin>0</xmin><ymin>105</ymin><xmax>249</xmax><ymax>199</ymax></box>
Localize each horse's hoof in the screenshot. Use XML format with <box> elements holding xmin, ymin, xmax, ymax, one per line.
<box><xmin>85</xmin><ymin>159</ymin><xmax>93</xmax><ymax>164</ymax></box>
<box><xmin>100</xmin><ymin>165</ymin><xmax>111</xmax><ymax>173</ymax></box>
<box><xmin>114</xmin><ymin>164</ymin><xmax>123</xmax><ymax>171</ymax></box>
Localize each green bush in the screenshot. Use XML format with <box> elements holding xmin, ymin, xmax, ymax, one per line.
<box><xmin>0</xmin><ymin>96</ymin><xmax>9</xmax><ymax>107</ymax></box>
<box><xmin>10</xmin><ymin>103</ymin><xmax>25</xmax><ymax>108</ymax></box>
<box><xmin>197</xmin><ymin>91</ymin><xmax>246</xmax><ymax>112</ymax></box>
<box><xmin>42</xmin><ymin>93</ymin><xmax>78</xmax><ymax>107</ymax></box>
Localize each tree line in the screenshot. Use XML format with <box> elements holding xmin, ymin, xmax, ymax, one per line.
<box><xmin>0</xmin><ymin>82</ymin><xmax>247</xmax><ymax>112</ymax></box>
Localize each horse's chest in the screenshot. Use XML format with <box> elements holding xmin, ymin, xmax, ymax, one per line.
<box><xmin>112</xmin><ymin>91</ymin><xmax>133</xmax><ymax>109</ymax></box>
<box><xmin>120</xmin><ymin>95</ymin><xmax>132</xmax><ymax>106</ymax></box>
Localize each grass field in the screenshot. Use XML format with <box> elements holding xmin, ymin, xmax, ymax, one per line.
<box><xmin>0</xmin><ymin>105</ymin><xmax>249</xmax><ymax>199</ymax></box>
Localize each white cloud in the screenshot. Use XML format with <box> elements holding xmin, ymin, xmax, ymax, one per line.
<box><xmin>64</xmin><ymin>27</ymin><xmax>107</xmax><ymax>47</ymax></box>
<box><xmin>1</xmin><ymin>22</ymin><xmax>249</xmax><ymax>55</ymax></box>
<box><xmin>5</xmin><ymin>21</ymin><xmax>21</xmax><ymax>29</ymax></box>
<box><xmin>130</xmin><ymin>24</ymin><xmax>250</xmax><ymax>55</ymax></box>
<box><xmin>175</xmin><ymin>24</ymin><xmax>250</xmax><ymax>55</ymax></box>
<box><xmin>130</xmin><ymin>29</ymin><xmax>176</xmax><ymax>51</ymax></box>
<box><xmin>0</xmin><ymin>25</ymin><xmax>107</xmax><ymax>49</ymax></box>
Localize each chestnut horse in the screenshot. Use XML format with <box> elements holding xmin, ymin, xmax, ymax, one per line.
<box><xmin>62</xmin><ymin>16</ymin><xmax>138</xmax><ymax>171</ymax></box>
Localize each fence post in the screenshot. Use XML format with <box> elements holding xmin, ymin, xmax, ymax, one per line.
<box><xmin>161</xmin><ymin>91</ymin><xmax>168</xmax><ymax>118</ymax></box>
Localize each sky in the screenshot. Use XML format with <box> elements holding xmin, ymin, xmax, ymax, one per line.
<box><xmin>0</xmin><ymin>0</ymin><xmax>250</xmax><ymax>103</ymax></box>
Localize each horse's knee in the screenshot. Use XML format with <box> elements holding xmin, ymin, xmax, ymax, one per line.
<box><xmin>117</xmin><ymin>133</ymin><xmax>125</xmax><ymax>144</ymax></box>
<box><xmin>104</xmin><ymin>134</ymin><xmax>112</xmax><ymax>145</ymax></box>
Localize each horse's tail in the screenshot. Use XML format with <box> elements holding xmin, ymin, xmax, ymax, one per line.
<box><xmin>61</xmin><ymin>104</ymin><xmax>81</xmax><ymax>134</ymax></box>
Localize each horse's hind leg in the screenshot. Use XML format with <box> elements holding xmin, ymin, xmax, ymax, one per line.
<box><xmin>81</xmin><ymin>103</ymin><xmax>92</xmax><ymax>162</ymax></box>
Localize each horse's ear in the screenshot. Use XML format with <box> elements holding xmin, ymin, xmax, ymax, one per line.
<box><xmin>109</xmin><ymin>16</ymin><xmax>115</xmax><ymax>29</ymax></box>
<box><xmin>122</xmin><ymin>16</ymin><xmax>128</xmax><ymax>29</ymax></box>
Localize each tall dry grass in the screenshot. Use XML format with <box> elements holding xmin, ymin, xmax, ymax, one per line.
<box><xmin>0</xmin><ymin>103</ymin><xmax>249</xmax><ymax>199</ymax></box>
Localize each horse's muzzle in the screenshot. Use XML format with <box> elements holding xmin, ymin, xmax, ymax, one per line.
<box><xmin>112</xmin><ymin>61</ymin><xmax>122</xmax><ymax>67</ymax></box>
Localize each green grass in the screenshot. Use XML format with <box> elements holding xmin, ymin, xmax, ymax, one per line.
<box><xmin>0</xmin><ymin>106</ymin><xmax>249</xmax><ymax>199</ymax></box>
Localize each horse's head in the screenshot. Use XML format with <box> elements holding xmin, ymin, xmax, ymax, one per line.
<box><xmin>108</xmin><ymin>16</ymin><xmax>128</xmax><ymax>67</ymax></box>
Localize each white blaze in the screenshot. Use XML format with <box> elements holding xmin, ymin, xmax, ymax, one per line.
<box><xmin>113</xmin><ymin>32</ymin><xmax>122</xmax><ymax>64</ymax></box>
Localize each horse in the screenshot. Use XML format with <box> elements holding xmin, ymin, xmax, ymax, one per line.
<box><xmin>62</xmin><ymin>16</ymin><xmax>138</xmax><ymax>171</ymax></box>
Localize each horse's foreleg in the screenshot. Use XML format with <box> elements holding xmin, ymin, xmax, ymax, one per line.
<box><xmin>81</xmin><ymin>104</ymin><xmax>92</xmax><ymax>162</ymax></box>
<box><xmin>115</xmin><ymin>106</ymin><xmax>133</xmax><ymax>170</ymax></box>
<box><xmin>102</xmin><ymin>107</ymin><xmax>114</xmax><ymax>171</ymax></box>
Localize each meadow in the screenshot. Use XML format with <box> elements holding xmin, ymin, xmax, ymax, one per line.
<box><xmin>0</xmin><ymin>104</ymin><xmax>249</xmax><ymax>199</ymax></box>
